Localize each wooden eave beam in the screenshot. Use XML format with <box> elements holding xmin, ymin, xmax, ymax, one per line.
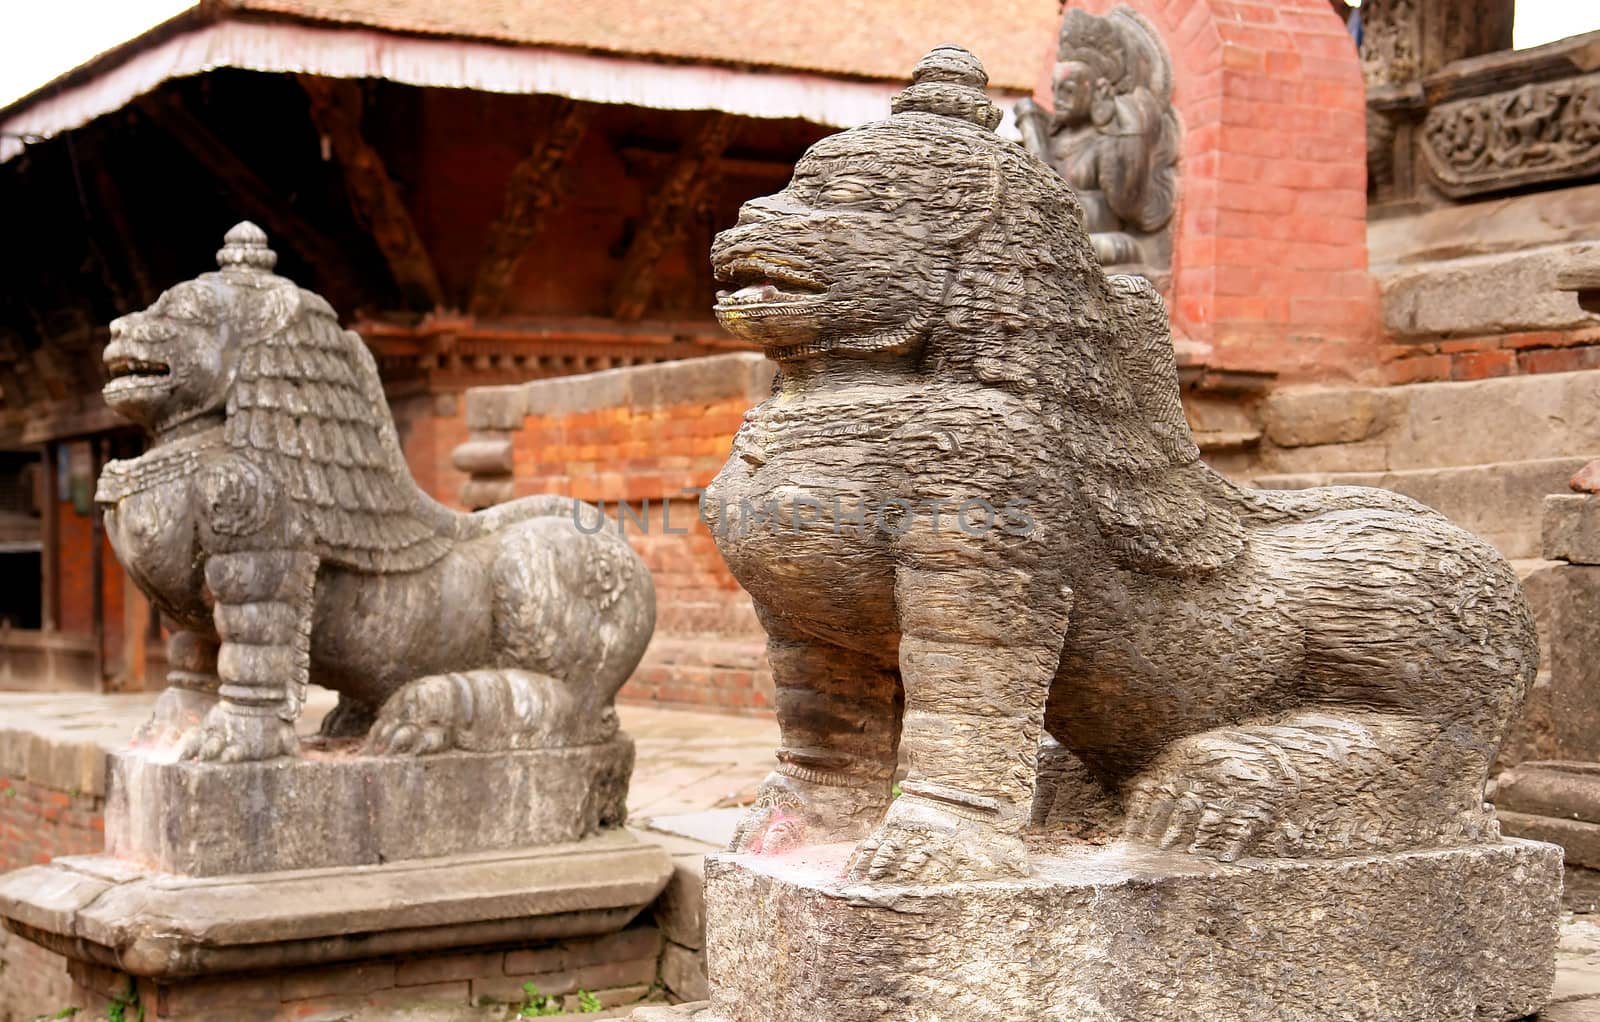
<box><xmin>609</xmin><ymin>114</ymin><xmax>737</xmax><ymax>322</ymax></box>
<box><xmin>135</xmin><ymin>92</ymin><xmax>359</xmax><ymax>304</ymax></box>
<box><xmin>81</xmin><ymin>132</ymin><xmax>155</xmax><ymax>310</ymax></box>
<box><xmin>468</xmin><ymin>99</ymin><xmax>591</xmax><ymax>319</ymax></box>
<box><xmin>299</xmin><ymin>75</ymin><xmax>444</xmax><ymax>310</ymax></box>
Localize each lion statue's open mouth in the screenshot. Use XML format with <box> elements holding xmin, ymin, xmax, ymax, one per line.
<box><xmin>705</xmin><ymin>45</ymin><xmax>1539</xmax><ymax>886</ymax></box>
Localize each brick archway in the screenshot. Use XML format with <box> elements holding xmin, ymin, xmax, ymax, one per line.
<box><xmin>1042</xmin><ymin>0</ymin><xmax>1378</xmax><ymax>382</ymax></box>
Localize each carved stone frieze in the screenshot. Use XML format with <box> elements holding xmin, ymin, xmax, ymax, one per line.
<box><xmin>1422</xmin><ymin>73</ymin><xmax>1600</xmax><ymax>197</ymax></box>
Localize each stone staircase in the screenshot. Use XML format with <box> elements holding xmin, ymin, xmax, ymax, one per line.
<box><xmin>1240</xmin><ymin>369</ymin><xmax>1600</xmax><ymax>765</ymax></box>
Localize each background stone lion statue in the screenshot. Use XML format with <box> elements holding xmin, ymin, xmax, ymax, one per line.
<box><xmin>98</xmin><ymin>223</ymin><xmax>654</xmax><ymax>762</ymax></box>
<box><xmin>705</xmin><ymin>47</ymin><xmax>1538</xmax><ymax>883</ymax></box>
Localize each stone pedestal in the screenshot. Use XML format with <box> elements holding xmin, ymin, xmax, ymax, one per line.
<box><xmin>107</xmin><ymin>739</ymin><xmax>633</xmax><ymax>875</ymax></box>
<box><xmin>0</xmin><ymin>742</ymin><xmax>671</xmax><ymax>1021</ymax></box>
<box><xmin>641</xmin><ymin>838</ymin><xmax>1562</xmax><ymax>1022</ymax></box>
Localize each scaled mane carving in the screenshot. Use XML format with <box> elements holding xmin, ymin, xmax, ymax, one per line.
<box><xmin>215</xmin><ymin>228</ymin><xmax>456</xmax><ymax>572</ymax></box>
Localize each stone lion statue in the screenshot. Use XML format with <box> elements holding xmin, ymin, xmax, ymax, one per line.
<box><xmin>706</xmin><ymin>47</ymin><xmax>1538</xmax><ymax>883</ymax></box>
<box><xmin>98</xmin><ymin>223</ymin><xmax>654</xmax><ymax>762</ymax></box>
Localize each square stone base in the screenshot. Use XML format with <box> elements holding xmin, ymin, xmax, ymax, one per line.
<box><xmin>107</xmin><ymin>736</ymin><xmax>633</xmax><ymax>875</ymax></box>
<box><xmin>656</xmin><ymin>838</ymin><xmax>1563</xmax><ymax>1022</ymax></box>
<box><xmin>0</xmin><ymin>829</ymin><xmax>670</xmax><ymax>982</ymax></box>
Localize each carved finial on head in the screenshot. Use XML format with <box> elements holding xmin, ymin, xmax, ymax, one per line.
<box><xmin>891</xmin><ymin>45</ymin><xmax>1003</xmax><ymax>131</ymax></box>
<box><xmin>216</xmin><ymin>221</ymin><xmax>278</xmax><ymax>273</ymax></box>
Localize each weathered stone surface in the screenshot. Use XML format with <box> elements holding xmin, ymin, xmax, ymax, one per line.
<box><xmin>1253</xmin><ymin>458</ymin><xmax>1592</xmax><ymax>560</ymax></box>
<box><xmin>1369</xmin><ymin>180</ymin><xmax>1600</xmax><ymax>269</ymax></box>
<box><xmin>96</xmin><ymin>221</ymin><xmax>655</xmax><ymax>764</ymax></box>
<box><xmin>1546</xmin><ymin>494</ymin><xmax>1600</xmax><ymax>564</ymax></box>
<box><xmin>660</xmin><ymin>942</ymin><xmax>708</xmax><ymax>1002</ymax></box>
<box><xmin>105</xmin><ymin>738</ymin><xmax>633</xmax><ymax>876</ymax></box>
<box><xmin>1531</xmin><ymin>565</ymin><xmax>1600</xmax><ymax>762</ymax></box>
<box><xmin>514</xmin><ymin>353</ymin><xmax>775</xmax><ymax>421</ymax></box>
<box><xmin>1257</xmin><ymin>371</ymin><xmax>1600</xmax><ymax>473</ymax></box>
<box><xmin>1497</xmin><ymin>762</ymin><xmax>1600</xmax><ymax>824</ymax></box>
<box><xmin>648</xmin><ymin>853</ymin><xmax>706</xmax><ymax>950</ymax></box>
<box><xmin>1261</xmin><ymin>386</ymin><xmax>1395</xmax><ymax>449</ymax></box>
<box><xmin>1500</xmin><ymin>811</ymin><xmax>1600</xmax><ymax>869</ymax></box>
<box><xmin>1378</xmin><ymin>243</ymin><xmax>1600</xmax><ymax>338</ymax></box>
<box><xmin>0</xmin><ymin>829</ymin><xmax>670</xmax><ymax>978</ymax></box>
<box><xmin>691</xmin><ymin>841</ymin><xmax>1561</xmax><ymax>1022</ymax></box>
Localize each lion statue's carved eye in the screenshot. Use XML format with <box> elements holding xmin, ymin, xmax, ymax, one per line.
<box><xmin>818</xmin><ymin>178</ymin><xmax>876</xmax><ymax>205</ymax></box>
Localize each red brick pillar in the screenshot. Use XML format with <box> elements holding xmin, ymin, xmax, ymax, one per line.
<box><xmin>1044</xmin><ymin>0</ymin><xmax>1378</xmax><ymax>383</ymax></box>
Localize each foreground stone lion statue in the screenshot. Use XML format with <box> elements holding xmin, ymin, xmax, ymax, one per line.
<box><xmin>707</xmin><ymin>47</ymin><xmax>1538</xmax><ymax>883</ymax></box>
<box><xmin>98</xmin><ymin>224</ymin><xmax>654</xmax><ymax>762</ymax></box>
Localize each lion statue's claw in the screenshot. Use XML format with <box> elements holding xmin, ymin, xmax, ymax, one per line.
<box><xmin>178</xmin><ymin>706</ymin><xmax>298</xmax><ymax>763</ymax></box>
<box><xmin>1125</xmin><ymin>783</ymin><xmax>1275</xmax><ymax>863</ymax></box>
<box><xmin>844</xmin><ymin>797</ymin><xmax>1027</xmax><ymax>884</ymax></box>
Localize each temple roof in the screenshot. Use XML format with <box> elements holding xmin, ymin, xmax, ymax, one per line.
<box><xmin>1</xmin><ymin>0</ymin><xmax>1053</xmax><ymax>163</ymax></box>
<box><xmin>213</xmin><ymin>0</ymin><xmax>1059</xmax><ymax>89</ymax></box>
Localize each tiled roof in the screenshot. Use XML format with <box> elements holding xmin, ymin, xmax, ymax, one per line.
<box><xmin>216</xmin><ymin>0</ymin><xmax>1059</xmax><ymax>90</ymax></box>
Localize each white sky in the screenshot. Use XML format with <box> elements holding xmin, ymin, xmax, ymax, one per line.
<box><xmin>0</xmin><ymin>0</ymin><xmax>1598</xmax><ymax>109</ymax></box>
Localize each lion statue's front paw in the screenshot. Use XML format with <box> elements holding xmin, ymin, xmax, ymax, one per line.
<box><xmin>845</xmin><ymin>796</ymin><xmax>1028</xmax><ymax>884</ymax></box>
<box><xmin>729</xmin><ymin>773</ymin><xmax>885</xmax><ymax>855</ymax></box>
<box><xmin>178</xmin><ymin>705</ymin><xmax>298</xmax><ymax>763</ymax></box>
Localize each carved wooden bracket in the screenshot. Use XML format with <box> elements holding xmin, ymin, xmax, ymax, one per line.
<box><xmin>135</xmin><ymin>93</ymin><xmax>360</xmax><ymax>305</ymax></box>
<box><xmin>609</xmin><ymin>113</ymin><xmax>736</xmax><ymax>322</ymax></box>
<box><xmin>469</xmin><ymin>100</ymin><xmax>591</xmax><ymax>319</ymax></box>
<box><xmin>299</xmin><ymin>76</ymin><xmax>444</xmax><ymax>310</ymax></box>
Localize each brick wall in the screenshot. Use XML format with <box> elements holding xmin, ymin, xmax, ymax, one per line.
<box><xmin>458</xmin><ymin>355</ymin><xmax>775</xmax><ymax>715</ymax></box>
<box><xmin>1064</xmin><ymin>0</ymin><xmax>1378</xmax><ymax>383</ymax></box>
<box><xmin>0</xmin><ymin>733</ymin><xmax>108</xmax><ymax>1020</ymax></box>
<box><xmin>67</xmin><ymin>925</ymin><xmax>665</xmax><ymax>1022</ymax></box>
<box><xmin>1383</xmin><ymin>326</ymin><xmax>1600</xmax><ymax>384</ymax></box>
<box><xmin>392</xmin><ymin>390</ymin><xmax>472</xmax><ymax>511</ymax></box>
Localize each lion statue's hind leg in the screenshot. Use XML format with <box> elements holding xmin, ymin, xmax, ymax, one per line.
<box><xmin>364</xmin><ymin>669</ymin><xmax>606</xmax><ymax>756</ymax></box>
<box><xmin>1123</xmin><ymin>709</ymin><xmax>1499</xmax><ymax>861</ymax></box>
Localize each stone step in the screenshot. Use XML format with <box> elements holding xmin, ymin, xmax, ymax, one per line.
<box><xmin>1257</xmin><ymin>369</ymin><xmax>1600</xmax><ymax>474</ymax></box>
<box><xmin>1252</xmin><ymin>457</ymin><xmax>1591</xmax><ymax>560</ymax></box>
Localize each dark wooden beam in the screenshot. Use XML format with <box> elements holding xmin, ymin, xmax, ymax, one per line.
<box><xmin>469</xmin><ymin>100</ymin><xmax>591</xmax><ymax>318</ymax></box>
<box><xmin>299</xmin><ymin>76</ymin><xmax>444</xmax><ymax>310</ymax></box>
<box><xmin>0</xmin><ymin>334</ymin><xmax>32</xmax><ymax>411</ymax></box>
<box><xmin>610</xmin><ymin>114</ymin><xmax>736</xmax><ymax>322</ymax></box>
<box><xmin>134</xmin><ymin>92</ymin><xmax>359</xmax><ymax>304</ymax></box>
<box><xmin>29</xmin><ymin>347</ymin><xmax>71</xmax><ymax>403</ymax></box>
<box><xmin>80</xmin><ymin>132</ymin><xmax>155</xmax><ymax>310</ymax></box>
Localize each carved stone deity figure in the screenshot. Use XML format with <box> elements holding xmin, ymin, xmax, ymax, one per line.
<box><xmin>705</xmin><ymin>45</ymin><xmax>1538</xmax><ymax>885</ymax></box>
<box><xmin>1015</xmin><ymin>6</ymin><xmax>1179</xmax><ymax>274</ymax></box>
<box><xmin>97</xmin><ymin>223</ymin><xmax>655</xmax><ymax>762</ymax></box>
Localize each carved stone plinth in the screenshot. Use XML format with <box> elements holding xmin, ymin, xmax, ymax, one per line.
<box><xmin>105</xmin><ymin>739</ymin><xmax>633</xmax><ymax>876</ymax></box>
<box><xmin>0</xmin><ymin>830</ymin><xmax>668</xmax><ymax>980</ymax></box>
<box><xmin>641</xmin><ymin>839</ymin><xmax>1562</xmax><ymax>1022</ymax></box>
